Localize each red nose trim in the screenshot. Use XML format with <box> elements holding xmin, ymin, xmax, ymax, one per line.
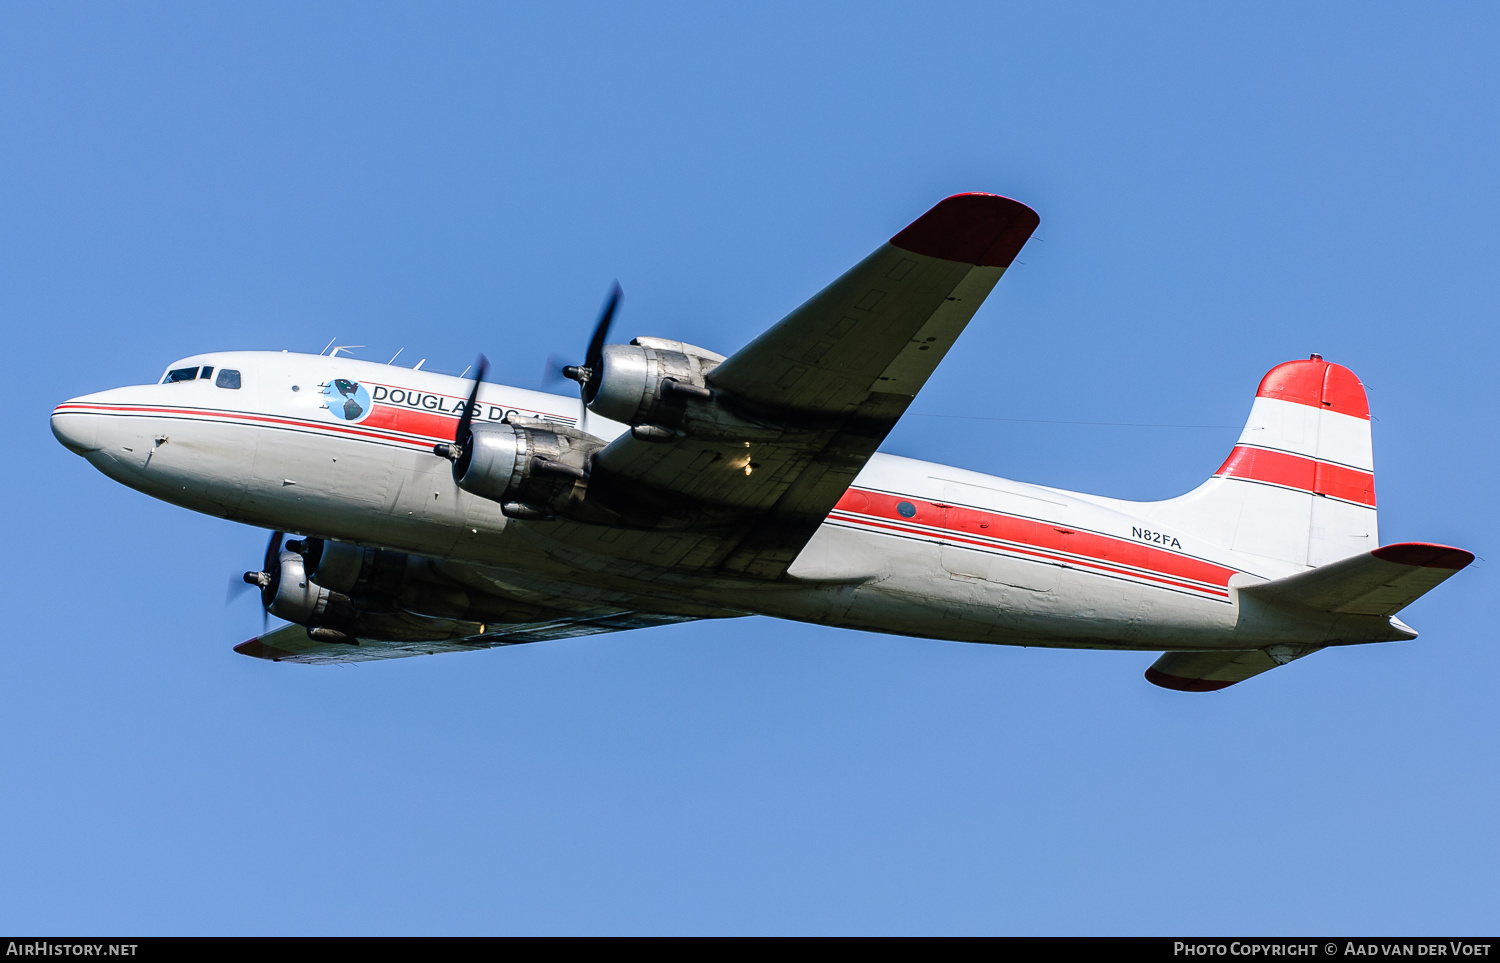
<box><xmin>890</xmin><ymin>193</ymin><xmax>1040</xmax><ymax>267</ymax></box>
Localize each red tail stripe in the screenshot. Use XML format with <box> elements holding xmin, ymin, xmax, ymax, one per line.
<box><xmin>1255</xmin><ymin>359</ymin><xmax>1370</xmax><ymax>420</ymax></box>
<box><xmin>1215</xmin><ymin>446</ymin><xmax>1376</xmax><ymax>507</ymax></box>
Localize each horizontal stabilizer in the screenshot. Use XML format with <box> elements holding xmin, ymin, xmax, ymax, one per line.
<box><xmin>1146</xmin><ymin>645</ymin><xmax>1321</xmax><ymax>692</ymax></box>
<box><xmin>1239</xmin><ymin>542</ymin><xmax>1472</xmax><ymax>617</ymax></box>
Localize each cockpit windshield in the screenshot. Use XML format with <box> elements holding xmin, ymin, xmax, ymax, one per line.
<box><xmin>161</xmin><ymin>365</ymin><xmax>242</xmax><ymax>388</ymax></box>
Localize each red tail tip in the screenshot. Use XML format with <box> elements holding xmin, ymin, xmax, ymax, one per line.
<box><xmin>1370</xmin><ymin>543</ymin><xmax>1474</xmax><ymax>570</ymax></box>
<box><xmin>1144</xmin><ymin>667</ymin><xmax>1235</xmax><ymax>692</ymax></box>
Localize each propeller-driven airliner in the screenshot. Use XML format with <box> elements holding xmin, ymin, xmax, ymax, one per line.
<box><xmin>51</xmin><ymin>193</ymin><xmax>1471</xmax><ymax>690</ymax></box>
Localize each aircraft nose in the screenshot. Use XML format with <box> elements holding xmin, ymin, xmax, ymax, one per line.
<box><xmin>51</xmin><ymin>401</ymin><xmax>102</xmax><ymax>454</ymax></box>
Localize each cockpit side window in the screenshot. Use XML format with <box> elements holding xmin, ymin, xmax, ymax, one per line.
<box><xmin>215</xmin><ymin>369</ymin><xmax>241</xmax><ymax>389</ymax></box>
<box><xmin>199</xmin><ymin>366</ymin><xmax>214</xmax><ymax>381</ymax></box>
<box><xmin>163</xmin><ymin>367</ymin><xmax>199</xmax><ymax>384</ymax></box>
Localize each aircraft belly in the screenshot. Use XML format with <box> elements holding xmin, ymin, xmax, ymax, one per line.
<box><xmin>239</xmin><ymin>427</ymin><xmax>394</xmax><ymax>536</ymax></box>
<box><xmin>379</xmin><ymin>451</ymin><xmax>466</xmax><ymax>554</ymax></box>
<box><xmin>234</xmin><ymin>429</ymin><xmax>522</xmax><ymax>563</ymax></box>
<box><xmin>780</xmin><ymin>519</ymin><xmax>1251</xmax><ymax>650</ymax></box>
<box><xmin>82</xmin><ymin>414</ymin><xmax>251</xmax><ymax>517</ymax></box>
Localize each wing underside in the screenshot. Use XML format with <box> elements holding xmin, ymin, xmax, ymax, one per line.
<box><xmin>567</xmin><ymin>193</ymin><xmax>1041</xmax><ymax>579</ymax></box>
<box><xmin>236</xmin><ymin>610</ymin><xmax>707</xmax><ymax>665</ymax></box>
<box><xmin>232</xmin><ymin>194</ymin><xmax>1040</xmax><ymax>664</ymax></box>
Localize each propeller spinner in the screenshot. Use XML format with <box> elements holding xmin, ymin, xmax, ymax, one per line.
<box><xmin>234</xmin><ymin>530</ymin><xmax>285</xmax><ymax>633</ymax></box>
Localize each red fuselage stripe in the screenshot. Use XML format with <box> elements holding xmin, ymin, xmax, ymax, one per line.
<box><xmin>60</xmin><ymin>403</ymin><xmax>1243</xmax><ymax>598</ymax></box>
<box><xmin>53</xmin><ymin>402</ymin><xmax>495</xmax><ymax>450</ymax></box>
<box><xmin>832</xmin><ymin>489</ymin><xmax>1237</xmax><ymax>598</ymax></box>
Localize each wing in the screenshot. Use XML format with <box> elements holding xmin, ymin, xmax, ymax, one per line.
<box><xmin>235</xmin><ymin>610</ymin><xmax>707</xmax><ymax>665</ymax></box>
<box><xmin>582</xmin><ymin>193</ymin><xmax>1039</xmax><ymax>578</ymax></box>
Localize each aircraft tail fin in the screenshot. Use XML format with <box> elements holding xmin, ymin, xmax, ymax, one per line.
<box><xmin>1148</xmin><ymin>356</ymin><xmax>1378</xmax><ymax>568</ymax></box>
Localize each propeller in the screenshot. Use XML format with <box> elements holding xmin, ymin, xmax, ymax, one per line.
<box><xmin>560</xmin><ymin>282</ymin><xmax>622</xmax><ymax>430</ymax></box>
<box><xmin>234</xmin><ymin>530</ymin><xmax>285</xmax><ymax>635</ymax></box>
<box><xmin>434</xmin><ymin>355</ymin><xmax>489</xmax><ymax>478</ymax></box>
<box><xmin>226</xmin><ymin>573</ymin><xmax>256</xmax><ymax>605</ymax></box>
<box><xmin>541</xmin><ymin>353</ymin><xmax>573</xmax><ymax>389</ymax></box>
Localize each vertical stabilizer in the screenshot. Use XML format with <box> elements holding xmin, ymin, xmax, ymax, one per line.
<box><xmin>1149</xmin><ymin>356</ymin><xmax>1377</xmax><ymax>569</ymax></box>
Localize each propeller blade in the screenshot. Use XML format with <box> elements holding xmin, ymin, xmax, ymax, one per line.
<box><xmin>226</xmin><ymin>574</ymin><xmax>256</xmax><ymax>605</ymax></box>
<box><xmin>225</xmin><ymin>573</ymin><xmax>255</xmax><ymax>603</ymax></box>
<box><xmin>542</xmin><ymin>353</ymin><xmax>572</xmax><ymax>388</ymax></box>
<box><xmin>259</xmin><ymin>531</ymin><xmax>284</xmax><ymax>611</ymax></box>
<box><xmin>262</xmin><ymin>530</ymin><xmax>283</xmax><ymax>577</ymax></box>
<box><xmin>581</xmin><ymin>282</ymin><xmax>622</xmax><ymax>400</ymax></box>
<box><xmin>454</xmin><ymin>354</ymin><xmax>489</xmax><ymax>450</ymax></box>
<box><xmin>559</xmin><ymin>283</ymin><xmax>621</xmax><ymax>430</ymax></box>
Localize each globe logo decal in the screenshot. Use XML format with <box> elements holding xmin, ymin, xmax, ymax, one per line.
<box><xmin>323</xmin><ymin>378</ymin><xmax>372</xmax><ymax>422</ymax></box>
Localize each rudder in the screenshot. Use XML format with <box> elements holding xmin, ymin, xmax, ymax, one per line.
<box><xmin>1148</xmin><ymin>355</ymin><xmax>1377</xmax><ymax>568</ymax></box>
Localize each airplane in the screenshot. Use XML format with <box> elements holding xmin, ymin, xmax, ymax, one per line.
<box><xmin>49</xmin><ymin>193</ymin><xmax>1472</xmax><ymax>691</ymax></box>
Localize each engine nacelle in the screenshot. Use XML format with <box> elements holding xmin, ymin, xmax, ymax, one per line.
<box><xmin>266</xmin><ymin>550</ymin><xmax>357</xmax><ymax>632</ymax></box>
<box><xmin>301</xmin><ymin>539</ymin><xmax>407</xmax><ymax>602</ymax></box>
<box><xmin>450</xmin><ymin>419</ymin><xmax>605</xmax><ymax>519</ymax></box>
<box><xmin>294</xmin><ymin>538</ymin><xmax>566</xmax><ymax>624</ymax></box>
<box><xmin>588</xmin><ymin>337</ymin><xmax>724</xmax><ymax>428</ymax></box>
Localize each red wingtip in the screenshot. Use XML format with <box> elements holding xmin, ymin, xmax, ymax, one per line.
<box><xmin>1371</xmin><ymin>542</ymin><xmax>1475</xmax><ymax>570</ymax></box>
<box><xmin>889</xmin><ymin>193</ymin><xmax>1040</xmax><ymax>268</ymax></box>
<box><xmin>234</xmin><ymin>637</ymin><xmax>295</xmax><ymax>661</ymax></box>
<box><xmin>1144</xmin><ymin>667</ymin><xmax>1236</xmax><ymax>692</ymax></box>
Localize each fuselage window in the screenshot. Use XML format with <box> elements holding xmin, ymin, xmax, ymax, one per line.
<box><xmin>215</xmin><ymin>369</ymin><xmax>242</xmax><ymax>389</ymax></box>
<box><xmin>163</xmin><ymin>367</ymin><xmax>199</xmax><ymax>384</ymax></box>
<box><xmin>199</xmin><ymin>366</ymin><xmax>214</xmax><ymax>381</ymax></box>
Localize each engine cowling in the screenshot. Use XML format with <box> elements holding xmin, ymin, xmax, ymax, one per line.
<box><xmin>265</xmin><ymin>549</ymin><xmax>357</xmax><ymax>633</ymax></box>
<box><xmin>300</xmin><ymin>538</ymin><xmax>407</xmax><ymax>602</ymax></box>
<box><xmin>449</xmin><ymin>418</ymin><xmax>604</xmax><ymax>519</ymax></box>
<box><xmin>587</xmin><ymin>337</ymin><xmax>723</xmax><ymax>428</ymax></box>
<box><xmin>294</xmin><ymin>538</ymin><xmax>566</xmax><ymax>624</ymax></box>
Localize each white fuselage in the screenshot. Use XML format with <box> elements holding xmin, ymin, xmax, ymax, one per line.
<box><xmin>52</xmin><ymin>351</ymin><xmax>1381</xmax><ymax>653</ymax></box>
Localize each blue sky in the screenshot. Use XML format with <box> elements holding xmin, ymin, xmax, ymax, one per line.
<box><xmin>3</xmin><ymin>2</ymin><xmax>1497</xmax><ymax>935</ymax></box>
